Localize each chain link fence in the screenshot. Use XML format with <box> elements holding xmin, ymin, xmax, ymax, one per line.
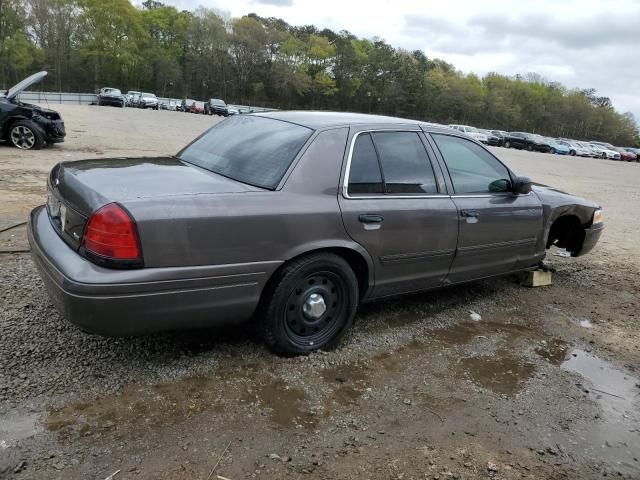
<box><xmin>16</xmin><ymin>91</ymin><xmax>275</xmax><ymax>113</ymax></box>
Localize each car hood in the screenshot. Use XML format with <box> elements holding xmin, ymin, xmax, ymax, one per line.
<box><xmin>53</xmin><ymin>157</ymin><xmax>262</xmax><ymax>215</ymax></box>
<box><xmin>3</xmin><ymin>71</ymin><xmax>47</xmax><ymax>100</ymax></box>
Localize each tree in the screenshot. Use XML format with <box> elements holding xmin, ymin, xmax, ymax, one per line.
<box><xmin>229</xmin><ymin>16</ymin><xmax>267</xmax><ymax>102</ymax></box>
<box><xmin>76</xmin><ymin>0</ymin><xmax>147</xmax><ymax>89</ymax></box>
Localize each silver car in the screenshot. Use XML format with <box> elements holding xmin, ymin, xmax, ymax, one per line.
<box><xmin>590</xmin><ymin>142</ymin><xmax>621</xmax><ymax>160</ymax></box>
<box><xmin>448</xmin><ymin>124</ymin><xmax>489</xmax><ymax>144</ymax></box>
<box><xmin>138</xmin><ymin>92</ymin><xmax>159</xmax><ymax>110</ymax></box>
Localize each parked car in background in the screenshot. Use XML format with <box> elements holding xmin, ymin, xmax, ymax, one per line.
<box><xmin>190</xmin><ymin>101</ymin><xmax>205</xmax><ymax>114</ymax></box>
<box><xmin>165</xmin><ymin>99</ymin><xmax>179</xmax><ymax>111</ymax></box>
<box><xmin>0</xmin><ymin>71</ymin><xmax>65</xmax><ymax>150</ymax></box>
<box><xmin>544</xmin><ymin>138</ymin><xmax>570</xmax><ymax>155</ymax></box>
<box><xmin>479</xmin><ymin>129</ymin><xmax>502</xmax><ymax>146</ymax></box>
<box><xmin>589</xmin><ymin>142</ymin><xmax>621</xmax><ymax>160</ymax></box>
<box><xmin>29</xmin><ymin>111</ymin><xmax>603</xmax><ymax>355</ymax></box>
<box><xmin>180</xmin><ymin>99</ymin><xmax>195</xmax><ymax>112</ymax></box>
<box><xmin>624</xmin><ymin>148</ymin><xmax>640</xmax><ymax>161</ymax></box>
<box><xmin>97</xmin><ymin>88</ymin><xmax>125</xmax><ymax>108</ymax></box>
<box><xmin>448</xmin><ymin>124</ymin><xmax>489</xmax><ymax>143</ymax></box>
<box><xmin>556</xmin><ymin>140</ymin><xmax>592</xmax><ymax>157</ymax></box>
<box><xmin>574</xmin><ymin>141</ymin><xmax>601</xmax><ymax>158</ymax></box>
<box><xmin>125</xmin><ymin>91</ymin><xmax>140</xmax><ymax>107</ymax></box>
<box><xmin>611</xmin><ymin>146</ymin><xmax>637</xmax><ymax>162</ymax></box>
<box><xmin>503</xmin><ymin>132</ymin><xmax>551</xmax><ymax>152</ymax></box>
<box><xmin>204</xmin><ymin>98</ymin><xmax>229</xmax><ymax>116</ymax></box>
<box><xmin>137</xmin><ymin>93</ymin><xmax>159</xmax><ymax>110</ymax></box>
<box><xmin>489</xmin><ymin>130</ymin><xmax>509</xmax><ymax>146</ymax></box>
<box><xmin>227</xmin><ymin>106</ymin><xmax>239</xmax><ymax>115</ymax></box>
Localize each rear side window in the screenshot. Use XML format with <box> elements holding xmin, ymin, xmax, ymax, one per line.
<box><xmin>178</xmin><ymin>116</ymin><xmax>312</xmax><ymax>189</ymax></box>
<box><xmin>432</xmin><ymin>134</ymin><xmax>511</xmax><ymax>194</ymax></box>
<box><xmin>347</xmin><ymin>131</ymin><xmax>438</xmax><ymax>196</ymax></box>
<box><xmin>347</xmin><ymin>134</ymin><xmax>383</xmax><ymax>195</ymax></box>
<box><xmin>372</xmin><ymin>132</ymin><xmax>438</xmax><ymax>194</ymax></box>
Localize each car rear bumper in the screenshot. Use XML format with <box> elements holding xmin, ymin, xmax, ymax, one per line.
<box><xmin>28</xmin><ymin>205</ymin><xmax>280</xmax><ymax>336</ymax></box>
<box><xmin>577</xmin><ymin>222</ymin><xmax>604</xmax><ymax>257</ymax></box>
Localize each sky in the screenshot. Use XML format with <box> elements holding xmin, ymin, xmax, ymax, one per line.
<box><xmin>141</xmin><ymin>0</ymin><xmax>640</xmax><ymax>122</ymax></box>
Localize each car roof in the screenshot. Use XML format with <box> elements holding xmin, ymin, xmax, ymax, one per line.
<box><xmin>252</xmin><ymin>111</ymin><xmax>431</xmax><ymax>130</ymax></box>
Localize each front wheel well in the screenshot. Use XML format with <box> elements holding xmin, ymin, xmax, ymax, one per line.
<box><xmin>546</xmin><ymin>215</ymin><xmax>585</xmax><ymax>256</ymax></box>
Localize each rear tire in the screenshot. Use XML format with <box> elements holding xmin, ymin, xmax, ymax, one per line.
<box><xmin>550</xmin><ymin>148</ymin><xmax>556</xmax><ymax>154</ymax></box>
<box><xmin>259</xmin><ymin>253</ymin><xmax>359</xmax><ymax>356</ymax></box>
<box><xmin>9</xmin><ymin>120</ymin><xmax>45</xmax><ymax>150</ymax></box>
<box><xmin>504</xmin><ymin>141</ymin><xmax>511</xmax><ymax>148</ymax></box>
<box><xmin>527</xmin><ymin>144</ymin><xmax>533</xmax><ymax>151</ymax></box>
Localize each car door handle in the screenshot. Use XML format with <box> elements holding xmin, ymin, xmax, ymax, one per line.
<box><xmin>358</xmin><ymin>214</ymin><xmax>384</xmax><ymax>224</ymax></box>
<box><xmin>460</xmin><ymin>210</ymin><xmax>480</xmax><ymax>218</ymax></box>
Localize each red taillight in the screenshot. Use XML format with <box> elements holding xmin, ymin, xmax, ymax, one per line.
<box><xmin>82</xmin><ymin>203</ymin><xmax>141</xmax><ymax>261</ymax></box>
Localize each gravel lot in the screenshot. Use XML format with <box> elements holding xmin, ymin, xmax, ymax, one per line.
<box><xmin>1</xmin><ymin>105</ymin><xmax>639</xmax><ymax>479</ymax></box>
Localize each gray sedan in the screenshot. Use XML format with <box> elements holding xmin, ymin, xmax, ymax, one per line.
<box><xmin>28</xmin><ymin>112</ymin><xmax>604</xmax><ymax>355</ymax></box>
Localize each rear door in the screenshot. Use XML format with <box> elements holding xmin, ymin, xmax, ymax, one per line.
<box><xmin>338</xmin><ymin>128</ymin><xmax>459</xmax><ymax>297</ymax></box>
<box><xmin>428</xmin><ymin>133</ymin><xmax>543</xmax><ymax>283</ymax></box>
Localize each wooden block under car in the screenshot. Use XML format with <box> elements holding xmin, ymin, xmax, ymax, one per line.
<box><xmin>520</xmin><ymin>269</ymin><xmax>553</xmax><ymax>287</ymax></box>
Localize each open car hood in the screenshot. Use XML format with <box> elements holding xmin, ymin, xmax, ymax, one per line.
<box><xmin>3</xmin><ymin>71</ymin><xmax>47</xmax><ymax>100</ymax></box>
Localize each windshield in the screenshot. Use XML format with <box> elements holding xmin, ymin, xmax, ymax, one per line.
<box><xmin>104</xmin><ymin>88</ymin><xmax>121</xmax><ymax>95</ymax></box>
<box><xmin>178</xmin><ymin>115</ymin><xmax>313</xmax><ymax>189</ymax></box>
<box><xmin>211</xmin><ymin>99</ymin><xmax>226</xmax><ymax>106</ymax></box>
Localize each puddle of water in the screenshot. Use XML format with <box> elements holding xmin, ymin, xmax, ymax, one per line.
<box><xmin>373</xmin><ymin>340</ymin><xmax>424</xmax><ymax>372</ymax></box>
<box><xmin>458</xmin><ymin>351</ymin><xmax>535</xmax><ymax>395</ymax></box>
<box><xmin>321</xmin><ymin>364</ymin><xmax>370</xmax><ymax>406</ymax></box>
<box><xmin>242</xmin><ymin>379</ymin><xmax>317</xmax><ymax>429</ymax></box>
<box><xmin>0</xmin><ymin>412</ymin><xmax>41</xmax><ymax>447</ymax></box>
<box><xmin>430</xmin><ymin>321</ymin><xmax>536</xmax><ymax>346</ymax></box>
<box><xmin>562</xmin><ymin>349</ymin><xmax>640</xmax><ymax>474</ymax></box>
<box><xmin>45</xmin><ymin>375</ymin><xmax>226</xmax><ymax>437</ymax></box>
<box><xmin>535</xmin><ymin>338</ymin><xmax>570</xmax><ymax>365</ymax></box>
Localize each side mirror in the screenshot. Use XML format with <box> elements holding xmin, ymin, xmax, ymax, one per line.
<box><xmin>488</xmin><ymin>179</ymin><xmax>512</xmax><ymax>192</ymax></box>
<box><xmin>512</xmin><ymin>175</ymin><xmax>532</xmax><ymax>194</ymax></box>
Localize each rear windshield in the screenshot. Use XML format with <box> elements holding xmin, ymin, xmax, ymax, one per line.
<box><xmin>178</xmin><ymin>115</ymin><xmax>313</xmax><ymax>189</ymax></box>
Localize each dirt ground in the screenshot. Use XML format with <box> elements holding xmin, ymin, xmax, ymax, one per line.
<box><xmin>0</xmin><ymin>105</ymin><xmax>639</xmax><ymax>480</ymax></box>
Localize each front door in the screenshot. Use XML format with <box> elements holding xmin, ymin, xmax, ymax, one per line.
<box><xmin>429</xmin><ymin>133</ymin><xmax>543</xmax><ymax>283</ymax></box>
<box><xmin>339</xmin><ymin>129</ymin><xmax>459</xmax><ymax>297</ymax></box>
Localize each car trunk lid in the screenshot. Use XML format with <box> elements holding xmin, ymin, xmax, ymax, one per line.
<box><xmin>47</xmin><ymin>156</ymin><xmax>261</xmax><ymax>250</ymax></box>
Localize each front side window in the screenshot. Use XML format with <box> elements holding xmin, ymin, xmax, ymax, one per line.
<box><xmin>432</xmin><ymin>134</ymin><xmax>511</xmax><ymax>194</ymax></box>
<box><xmin>178</xmin><ymin>115</ymin><xmax>313</xmax><ymax>189</ymax></box>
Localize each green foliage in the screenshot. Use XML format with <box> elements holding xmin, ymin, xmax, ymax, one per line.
<box><xmin>0</xmin><ymin>0</ymin><xmax>636</xmax><ymax>144</ymax></box>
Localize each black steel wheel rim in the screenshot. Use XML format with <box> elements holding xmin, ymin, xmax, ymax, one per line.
<box><xmin>283</xmin><ymin>271</ymin><xmax>347</xmax><ymax>348</ymax></box>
